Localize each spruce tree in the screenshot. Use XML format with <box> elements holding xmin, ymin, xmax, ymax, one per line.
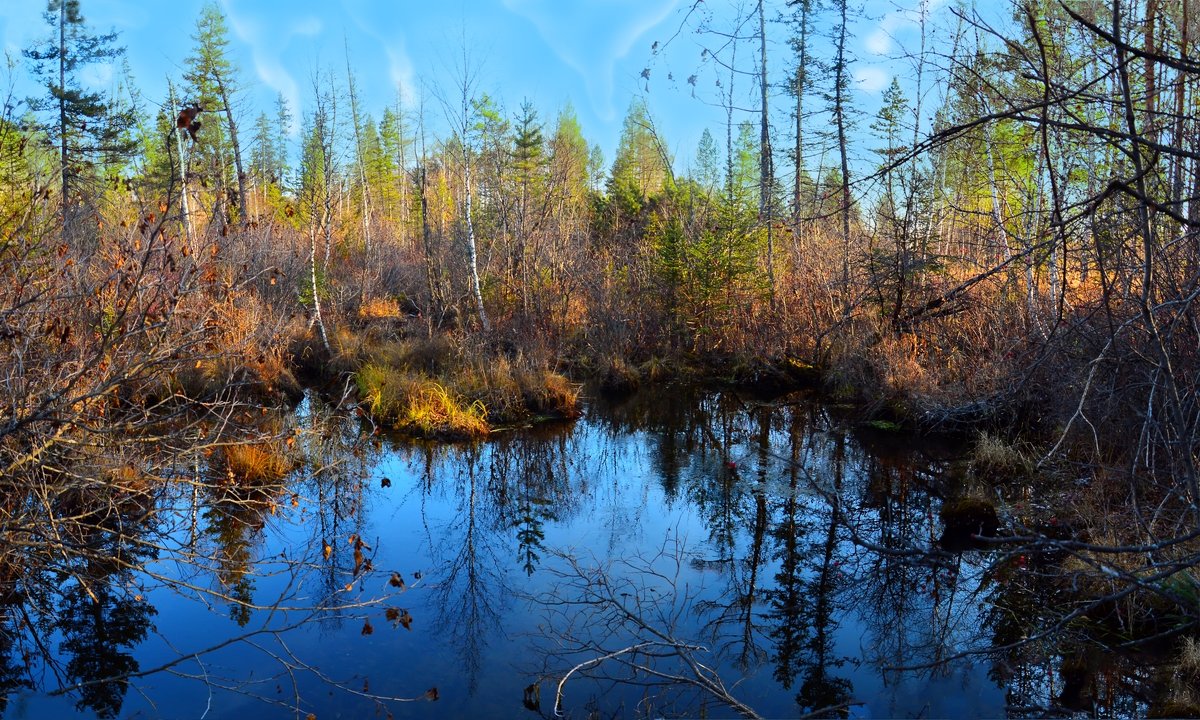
<box><xmin>24</xmin><ymin>0</ymin><xmax>136</xmax><ymax>236</ymax></box>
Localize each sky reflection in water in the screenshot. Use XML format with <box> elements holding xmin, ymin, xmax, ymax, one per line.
<box><xmin>22</xmin><ymin>387</ymin><xmax>1021</xmax><ymax>719</ymax></box>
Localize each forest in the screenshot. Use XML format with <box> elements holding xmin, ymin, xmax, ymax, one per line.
<box><xmin>5</xmin><ymin>0</ymin><xmax>1200</xmax><ymax>716</ymax></box>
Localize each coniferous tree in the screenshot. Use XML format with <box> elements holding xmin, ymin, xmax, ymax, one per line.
<box><xmin>184</xmin><ymin>2</ymin><xmax>248</xmax><ymax>226</ymax></box>
<box><xmin>695</xmin><ymin>128</ymin><xmax>721</xmax><ymax>193</ymax></box>
<box><xmin>511</xmin><ymin>100</ymin><xmax>546</xmax><ymax>306</ymax></box>
<box><xmin>24</xmin><ymin>0</ymin><xmax>137</xmax><ymax>236</ymax></box>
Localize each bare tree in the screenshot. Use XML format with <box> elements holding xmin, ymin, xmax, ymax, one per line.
<box><xmin>434</xmin><ymin>39</ymin><xmax>491</xmax><ymax>333</ymax></box>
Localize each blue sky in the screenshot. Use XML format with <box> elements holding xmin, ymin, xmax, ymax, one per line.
<box><xmin>0</xmin><ymin>0</ymin><xmax>952</xmax><ymax>176</ymax></box>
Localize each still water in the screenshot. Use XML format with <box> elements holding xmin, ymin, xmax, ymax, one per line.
<box><xmin>7</xmin><ymin>386</ymin><xmax>1141</xmax><ymax>718</ymax></box>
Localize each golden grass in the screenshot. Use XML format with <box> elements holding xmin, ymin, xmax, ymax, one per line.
<box><xmin>357</xmin><ymin>296</ymin><xmax>404</xmax><ymax>320</ymax></box>
<box><xmin>404</xmin><ymin>381</ymin><xmax>490</xmax><ymax>439</ymax></box>
<box><xmin>222</xmin><ymin>442</ymin><xmax>293</xmax><ymax>484</ymax></box>
<box><xmin>357</xmin><ymin>363</ymin><xmax>489</xmax><ymax>440</ymax></box>
<box><xmin>456</xmin><ymin>356</ymin><xmax>582</xmax><ymax>423</ymax></box>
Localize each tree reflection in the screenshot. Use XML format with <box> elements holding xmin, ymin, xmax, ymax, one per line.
<box><xmin>53</xmin><ymin>484</ymin><xmax>159</xmax><ymax>718</ymax></box>
<box><xmin>427</xmin><ymin>446</ymin><xmax>506</xmax><ymax>693</ymax></box>
<box><xmin>794</xmin><ymin>431</ymin><xmax>854</xmax><ymax>717</ymax></box>
<box><xmin>202</xmin><ymin>488</ymin><xmax>273</xmax><ymax>627</ymax></box>
<box><xmin>488</xmin><ymin>430</ymin><xmax>576</xmax><ymax>577</ymax></box>
<box><xmin>765</xmin><ymin>405</ymin><xmax>816</xmax><ymax>690</ymax></box>
<box><xmin>796</xmin><ymin>509</ymin><xmax>853</xmax><ymax>717</ymax></box>
<box><xmin>56</xmin><ymin>580</ymin><xmax>156</xmax><ymax>718</ymax></box>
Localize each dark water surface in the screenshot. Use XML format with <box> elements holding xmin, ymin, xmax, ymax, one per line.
<box><xmin>7</xmin><ymin>386</ymin><xmax>1146</xmax><ymax>718</ymax></box>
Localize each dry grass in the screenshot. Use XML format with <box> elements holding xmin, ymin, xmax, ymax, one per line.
<box><xmin>971</xmin><ymin>432</ymin><xmax>1036</xmax><ymax>480</ymax></box>
<box><xmin>518</xmin><ymin>368</ymin><xmax>581</xmax><ymax>419</ymax></box>
<box><xmin>222</xmin><ymin>442</ymin><xmax>293</xmax><ymax>484</ymax></box>
<box><xmin>597</xmin><ymin>355</ymin><xmax>641</xmax><ymax>395</ymax></box>
<box><xmin>357</xmin><ymin>363</ymin><xmax>489</xmax><ymax>440</ymax></box>
<box><xmin>357</xmin><ymin>296</ymin><xmax>403</xmax><ymax>320</ymax></box>
<box><xmin>451</xmin><ymin>356</ymin><xmax>581</xmax><ymax>424</ymax></box>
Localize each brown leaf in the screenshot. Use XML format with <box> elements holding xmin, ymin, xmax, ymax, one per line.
<box><xmin>423</xmin><ymin>687</ymin><xmax>439</xmax><ymax>702</ymax></box>
<box><xmin>361</xmin><ymin>619</ymin><xmax>373</xmax><ymax>635</ymax></box>
<box><xmin>385</xmin><ymin>607</ymin><xmax>399</xmax><ymax>622</ymax></box>
<box><xmin>389</xmin><ymin>572</ymin><xmax>405</xmax><ymax>589</ymax></box>
<box><xmin>398</xmin><ymin>610</ymin><xmax>413</xmax><ymax>630</ymax></box>
<box><xmin>322</xmin><ymin>539</ymin><xmax>332</xmax><ymax>561</ymax></box>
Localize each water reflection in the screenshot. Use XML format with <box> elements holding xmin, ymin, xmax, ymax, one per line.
<box><xmin>55</xmin><ymin>492</ymin><xmax>158</xmax><ymax>719</ymax></box>
<box><xmin>0</xmin><ymin>386</ymin><xmax>1161</xmax><ymax>718</ymax></box>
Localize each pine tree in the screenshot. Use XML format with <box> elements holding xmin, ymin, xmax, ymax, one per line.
<box><xmin>183</xmin><ymin>2</ymin><xmax>247</xmax><ymax>225</ymax></box>
<box><xmin>510</xmin><ymin>100</ymin><xmax>546</xmax><ymax>307</ymax></box>
<box><xmin>24</xmin><ymin>0</ymin><xmax>137</xmax><ymax>236</ymax></box>
<box><xmin>695</xmin><ymin>128</ymin><xmax>721</xmax><ymax>192</ymax></box>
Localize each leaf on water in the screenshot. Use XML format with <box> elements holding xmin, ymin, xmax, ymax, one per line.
<box><xmin>361</xmin><ymin>618</ymin><xmax>373</xmax><ymax>635</ymax></box>
<box><xmin>306</xmin><ymin>714</ymin><xmax>316</xmax><ymax>720</ymax></box>
<box><xmin>523</xmin><ymin>683</ymin><xmax>541</xmax><ymax>711</ymax></box>
<box><xmin>385</xmin><ymin>607</ymin><xmax>398</xmax><ymax>622</ymax></box>
<box><xmin>389</xmin><ymin>572</ymin><xmax>405</xmax><ymax>589</ymax></box>
<box><xmin>423</xmin><ymin>687</ymin><xmax>439</xmax><ymax>702</ymax></box>
<box><xmin>413</xmin><ymin>571</ymin><xmax>422</xmax><ymax>581</ymax></box>
<box><xmin>322</xmin><ymin>539</ymin><xmax>332</xmax><ymax>561</ymax></box>
<box><xmin>380</xmin><ymin>477</ymin><xmax>391</xmax><ymax>488</ymax></box>
<box><xmin>398</xmin><ymin>610</ymin><xmax>413</xmax><ymax>630</ymax></box>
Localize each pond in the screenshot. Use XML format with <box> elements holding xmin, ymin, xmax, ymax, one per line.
<box><xmin>4</xmin><ymin>386</ymin><xmax>1152</xmax><ymax>718</ymax></box>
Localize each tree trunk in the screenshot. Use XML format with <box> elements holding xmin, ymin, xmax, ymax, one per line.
<box><xmin>214</xmin><ymin>75</ymin><xmax>248</xmax><ymax>226</ymax></box>
<box><xmin>58</xmin><ymin>4</ymin><xmax>68</xmax><ymax>236</ymax></box>
<box><xmin>793</xmin><ymin>0</ymin><xmax>810</xmax><ymax>226</ymax></box>
<box><xmin>463</xmin><ymin>160</ymin><xmax>490</xmax><ymax>332</ymax></box>
<box><xmin>418</xmin><ymin>164</ymin><xmax>441</xmax><ymax>314</ymax></box>
<box><xmin>169</xmin><ymin>84</ymin><xmax>195</xmax><ymax>249</ymax></box>
<box><xmin>758</xmin><ymin>0</ymin><xmax>776</xmax><ymax>305</ymax></box>
<box><xmin>833</xmin><ymin>0</ymin><xmax>852</xmax><ymax>298</ymax></box>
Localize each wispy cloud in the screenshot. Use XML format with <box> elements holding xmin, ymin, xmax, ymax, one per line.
<box><xmin>219</xmin><ymin>0</ymin><xmax>308</xmax><ymax>134</ymax></box>
<box><xmin>502</xmin><ymin>0</ymin><xmax>678</xmax><ymax>121</ymax></box>
<box><xmin>0</xmin><ymin>4</ymin><xmax>46</xmax><ymax>67</ymax></box>
<box><xmin>864</xmin><ymin>0</ymin><xmax>948</xmax><ymax>58</ymax></box>
<box><xmin>854</xmin><ymin>66</ymin><xmax>890</xmax><ymax>93</ymax></box>
<box><xmin>343</xmin><ymin>0</ymin><xmax>415</xmax><ymax>104</ymax></box>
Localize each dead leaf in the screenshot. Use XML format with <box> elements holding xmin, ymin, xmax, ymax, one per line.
<box><xmin>361</xmin><ymin>618</ymin><xmax>373</xmax><ymax>635</ymax></box>
<box><xmin>423</xmin><ymin>687</ymin><xmax>439</xmax><ymax>701</ymax></box>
